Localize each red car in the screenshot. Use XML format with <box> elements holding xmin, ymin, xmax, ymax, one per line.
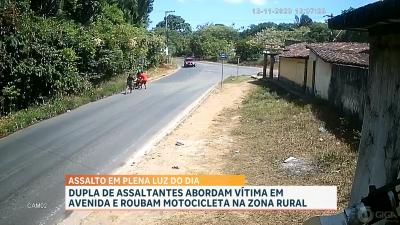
<box><xmin>183</xmin><ymin>57</ymin><xmax>196</xmax><ymax>67</ymax></box>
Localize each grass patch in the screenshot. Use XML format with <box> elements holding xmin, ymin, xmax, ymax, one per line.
<box><xmin>223</xmin><ymin>75</ymin><xmax>252</xmax><ymax>84</ymax></box>
<box><xmin>0</xmin><ymin>64</ymin><xmax>177</xmax><ymax>138</ymax></box>
<box><xmin>223</xmin><ymin>80</ymin><xmax>358</xmax><ymax>224</ymax></box>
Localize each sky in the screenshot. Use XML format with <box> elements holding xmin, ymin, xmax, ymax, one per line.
<box><xmin>149</xmin><ymin>0</ymin><xmax>377</xmax><ymax>30</ymax></box>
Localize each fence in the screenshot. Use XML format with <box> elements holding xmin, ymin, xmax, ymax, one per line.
<box><xmin>328</xmin><ymin>64</ymin><xmax>368</xmax><ymax>123</ymax></box>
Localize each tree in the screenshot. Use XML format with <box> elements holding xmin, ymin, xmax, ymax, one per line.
<box><xmin>190</xmin><ymin>34</ymin><xmax>232</xmax><ymax>60</ymax></box>
<box><xmin>252</xmin><ymin>26</ymin><xmax>310</xmax><ymax>52</ymax></box>
<box><xmin>241</xmin><ymin>22</ymin><xmax>277</xmax><ymax>37</ymax></box>
<box><xmin>298</xmin><ymin>14</ymin><xmax>313</xmax><ymax>27</ymax></box>
<box><xmin>115</xmin><ymin>0</ymin><xmax>153</xmax><ymax>26</ymax></box>
<box><xmin>153</xmin><ymin>27</ymin><xmax>191</xmax><ymax>56</ymax></box>
<box><xmin>306</xmin><ymin>22</ymin><xmax>333</xmax><ymax>42</ymax></box>
<box><xmin>0</xmin><ymin>0</ymin><xmax>166</xmax><ymax>115</ymax></box>
<box><xmin>198</xmin><ymin>24</ymin><xmax>239</xmax><ymax>42</ymax></box>
<box><xmin>74</xmin><ymin>0</ymin><xmax>101</xmax><ymax>24</ymax></box>
<box><xmin>153</xmin><ymin>14</ymin><xmax>192</xmax><ymax>56</ymax></box>
<box><xmin>155</xmin><ymin>14</ymin><xmax>191</xmax><ymax>34</ymax></box>
<box><xmin>30</xmin><ymin>0</ymin><xmax>62</xmax><ymax>16</ymax></box>
<box><xmin>235</xmin><ymin>38</ymin><xmax>263</xmax><ymax>61</ymax></box>
<box><xmin>189</xmin><ymin>24</ymin><xmax>236</xmax><ymax>59</ymax></box>
<box><xmin>29</xmin><ymin>0</ymin><xmax>101</xmax><ymax>24</ymax></box>
<box><xmin>133</xmin><ymin>0</ymin><xmax>153</xmax><ymax>26</ymax></box>
<box><xmin>62</xmin><ymin>0</ymin><xmax>78</xmax><ymax>18</ymax></box>
<box><xmin>276</xmin><ymin>22</ymin><xmax>296</xmax><ymax>31</ymax></box>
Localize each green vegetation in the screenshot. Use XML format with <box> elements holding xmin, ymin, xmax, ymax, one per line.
<box><xmin>0</xmin><ymin>0</ymin><xmax>169</xmax><ymax>136</ymax></box>
<box><xmin>154</xmin><ymin>14</ymin><xmax>192</xmax><ymax>56</ymax></box>
<box><xmin>251</xmin><ymin>26</ymin><xmax>311</xmax><ymax>52</ymax></box>
<box><xmin>157</xmin><ymin>8</ymin><xmax>367</xmax><ymax>64</ymax></box>
<box><xmin>0</xmin><ymin>0</ymin><xmax>165</xmax><ymax>116</ymax></box>
<box><xmin>189</xmin><ymin>24</ymin><xmax>238</xmax><ymax>60</ymax></box>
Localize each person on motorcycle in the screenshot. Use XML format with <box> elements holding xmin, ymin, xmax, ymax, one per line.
<box><xmin>138</xmin><ymin>70</ymin><xmax>148</xmax><ymax>89</ymax></box>
<box><xmin>126</xmin><ymin>74</ymin><xmax>134</xmax><ymax>94</ymax></box>
<box><xmin>135</xmin><ymin>71</ymin><xmax>141</xmax><ymax>89</ymax></box>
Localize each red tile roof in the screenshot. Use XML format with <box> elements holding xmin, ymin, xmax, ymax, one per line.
<box><xmin>307</xmin><ymin>42</ymin><xmax>369</xmax><ymax>67</ymax></box>
<box><xmin>279</xmin><ymin>43</ymin><xmax>309</xmax><ymax>59</ymax></box>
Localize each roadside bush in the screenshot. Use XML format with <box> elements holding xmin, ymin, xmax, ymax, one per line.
<box><xmin>0</xmin><ymin>2</ymin><xmax>165</xmax><ymax>115</ymax></box>
<box><xmin>1</xmin><ymin>9</ymin><xmax>90</xmax><ymax>112</ymax></box>
<box><xmin>235</xmin><ymin>38</ymin><xmax>264</xmax><ymax>61</ymax></box>
<box><xmin>146</xmin><ymin>33</ymin><xmax>166</xmax><ymax>66</ymax></box>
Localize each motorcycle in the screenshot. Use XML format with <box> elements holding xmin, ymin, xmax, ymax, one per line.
<box><xmin>304</xmin><ymin>179</ymin><xmax>400</xmax><ymax>225</ymax></box>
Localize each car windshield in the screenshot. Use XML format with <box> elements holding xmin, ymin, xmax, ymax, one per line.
<box><xmin>185</xmin><ymin>59</ymin><xmax>193</xmax><ymax>62</ymax></box>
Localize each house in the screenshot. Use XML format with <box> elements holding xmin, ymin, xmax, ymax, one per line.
<box><xmin>278</xmin><ymin>43</ymin><xmax>309</xmax><ymax>91</ymax></box>
<box><xmin>306</xmin><ymin>43</ymin><xmax>369</xmax><ymax>122</ymax></box>
<box><xmin>328</xmin><ymin>0</ymin><xmax>400</xmax><ymax>206</ymax></box>
<box><xmin>306</xmin><ymin>42</ymin><xmax>369</xmax><ymax>99</ymax></box>
<box><xmin>278</xmin><ymin>42</ymin><xmax>369</xmax><ymax>122</ymax></box>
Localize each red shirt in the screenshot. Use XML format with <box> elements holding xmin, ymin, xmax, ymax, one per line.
<box><xmin>139</xmin><ymin>72</ymin><xmax>148</xmax><ymax>82</ymax></box>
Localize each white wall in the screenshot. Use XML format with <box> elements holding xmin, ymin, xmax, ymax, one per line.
<box><xmin>306</xmin><ymin>52</ymin><xmax>316</xmax><ymax>92</ymax></box>
<box><xmin>307</xmin><ymin>51</ymin><xmax>332</xmax><ymax>100</ymax></box>
<box><xmin>279</xmin><ymin>57</ymin><xmax>306</xmax><ymax>86</ymax></box>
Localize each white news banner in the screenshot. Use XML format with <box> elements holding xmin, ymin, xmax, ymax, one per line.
<box><xmin>65</xmin><ymin>186</ymin><xmax>337</xmax><ymax>211</ymax></box>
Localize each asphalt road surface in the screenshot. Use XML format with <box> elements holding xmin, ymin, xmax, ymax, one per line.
<box><xmin>0</xmin><ymin>61</ymin><xmax>261</xmax><ymax>225</ymax></box>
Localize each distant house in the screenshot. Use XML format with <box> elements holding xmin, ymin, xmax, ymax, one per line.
<box><xmin>306</xmin><ymin>43</ymin><xmax>369</xmax><ymax>121</ymax></box>
<box><xmin>306</xmin><ymin>42</ymin><xmax>369</xmax><ymax>98</ymax></box>
<box><xmin>278</xmin><ymin>43</ymin><xmax>309</xmax><ymax>91</ymax></box>
<box><xmin>278</xmin><ymin>42</ymin><xmax>369</xmax><ymax>122</ymax></box>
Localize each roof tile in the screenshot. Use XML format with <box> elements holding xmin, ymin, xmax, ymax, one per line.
<box><xmin>307</xmin><ymin>42</ymin><xmax>369</xmax><ymax>67</ymax></box>
<box><xmin>279</xmin><ymin>43</ymin><xmax>309</xmax><ymax>58</ymax></box>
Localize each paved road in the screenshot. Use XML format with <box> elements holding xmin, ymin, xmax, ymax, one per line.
<box><xmin>0</xmin><ymin>62</ymin><xmax>261</xmax><ymax>225</ymax></box>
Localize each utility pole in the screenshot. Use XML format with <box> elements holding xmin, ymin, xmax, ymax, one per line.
<box><xmin>164</xmin><ymin>10</ymin><xmax>175</xmax><ymax>64</ymax></box>
<box><xmin>219</xmin><ymin>53</ymin><xmax>227</xmax><ymax>88</ymax></box>
<box><xmin>236</xmin><ymin>55</ymin><xmax>240</xmax><ymax>78</ymax></box>
<box><xmin>221</xmin><ymin>59</ymin><xmax>224</xmax><ymax>88</ymax></box>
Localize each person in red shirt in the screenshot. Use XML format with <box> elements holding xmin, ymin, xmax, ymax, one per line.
<box><xmin>138</xmin><ymin>70</ymin><xmax>148</xmax><ymax>89</ymax></box>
